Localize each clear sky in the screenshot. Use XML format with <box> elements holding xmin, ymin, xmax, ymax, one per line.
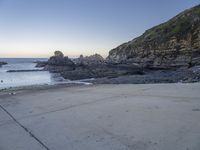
<box><xmin>0</xmin><ymin>0</ymin><xmax>199</xmax><ymax>58</ymax></box>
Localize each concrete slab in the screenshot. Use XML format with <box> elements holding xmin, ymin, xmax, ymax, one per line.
<box><xmin>0</xmin><ymin>83</ymin><xmax>200</xmax><ymax>150</ymax></box>
<box><xmin>0</xmin><ymin>109</ymin><xmax>13</xmax><ymax>126</ymax></box>
<box><xmin>0</xmin><ymin>122</ymin><xmax>46</xmax><ymax>150</ymax></box>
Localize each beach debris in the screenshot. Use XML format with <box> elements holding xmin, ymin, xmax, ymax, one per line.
<box><xmin>9</xmin><ymin>92</ymin><xmax>16</xmax><ymax>95</ymax></box>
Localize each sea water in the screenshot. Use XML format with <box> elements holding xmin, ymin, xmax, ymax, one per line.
<box><xmin>0</xmin><ymin>58</ymin><xmax>68</xmax><ymax>89</ymax></box>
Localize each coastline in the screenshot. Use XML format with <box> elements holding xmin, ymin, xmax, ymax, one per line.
<box><xmin>0</xmin><ymin>82</ymin><xmax>92</xmax><ymax>96</ymax></box>
<box><xmin>0</xmin><ymin>79</ymin><xmax>199</xmax><ymax>96</ymax></box>
<box><xmin>0</xmin><ymin>3</ymin><xmax>199</xmax><ymax>150</ymax></box>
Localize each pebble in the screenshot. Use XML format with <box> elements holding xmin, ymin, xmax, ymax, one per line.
<box><xmin>9</xmin><ymin>92</ymin><xmax>16</xmax><ymax>95</ymax></box>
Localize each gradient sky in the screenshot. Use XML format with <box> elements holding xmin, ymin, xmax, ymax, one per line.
<box><xmin>0</xmin><ymin>0</ymin><xmax>199</xmax><ymax>58</ymax></box>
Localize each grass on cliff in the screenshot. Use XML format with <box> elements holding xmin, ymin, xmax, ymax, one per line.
<box><xmin>133</xmin><ymin>5</ymin><xmax>200</xmax><ymax>46</ymax></box>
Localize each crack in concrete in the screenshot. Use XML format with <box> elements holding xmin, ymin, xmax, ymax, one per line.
<box><xmin>17</xmin><ymin>94</ymin><xmax>126</xmax><ymax>121</ymax></box>
<box><xmin>0</xmin><ymin>104</ymin><xmax>50</xmax><ymax>150</ymax></box>
<box><xmin>2</xmin><ymin>88</ymin><xmax>199</xmax><ymax>124</ymax></box>
<box><xmin>12</xmin><ymin>88</ymin><xmax>151</xmax><ymax>121</ymax></box>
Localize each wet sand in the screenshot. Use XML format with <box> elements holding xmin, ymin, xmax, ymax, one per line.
<box><xmin>0</xmin><ymin>83</ymin><xmax>200</xmax><ymax>150</ymax></box>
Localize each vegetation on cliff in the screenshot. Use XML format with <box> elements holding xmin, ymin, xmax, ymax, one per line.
<box><xmin>108</xmin><ymin>5</ymin><xmax>200</xmax><ymax>68</ymax></box>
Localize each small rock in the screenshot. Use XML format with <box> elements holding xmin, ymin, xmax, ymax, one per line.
<box><xmin>9</xmin><ymin>92</ymin><xmax>16</xmax><ymax>95</ymax></box>
<box><xmin>192</xmin><ymin>108</ymin><xmax>200</xmax><ymax>111</ymax></box>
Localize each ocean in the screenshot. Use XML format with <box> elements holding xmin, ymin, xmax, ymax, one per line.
<box><xmin>0</xmin><ymin>58</ymin><xmax>69</xmax><ymax>89</ymax></box>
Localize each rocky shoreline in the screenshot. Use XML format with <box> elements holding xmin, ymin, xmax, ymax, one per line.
<box><xmin>36</xmin><ymin>5</ymin><xmax>200</xmax><ymax>84</ymax></box>
<box><xmin>36</xmin><ymin>52</ymin><xmax>143</xmax><ymax>80</ymax></box>
<box><xmin>91</xmin><ymin>67</ymin><xmax>200</xmax><ymax>84</ymax></box>
<box><xmin>36</xmin><ymin>51</ymin><xmax>200</xmax><ymax>84</ymax></box>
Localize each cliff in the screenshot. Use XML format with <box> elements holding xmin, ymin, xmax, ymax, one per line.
<box><xmin>108</xmin><ymin>5</ymin><xmax>200</xmax><ymax>68</ymax></box>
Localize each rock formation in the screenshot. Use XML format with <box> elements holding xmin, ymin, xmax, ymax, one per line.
<box><xmin>43</xmin><ymin>51</ymin><xmax>75</xmax><ymax>73</ymax></box>
<box><xmin>0</xmin><ymin>61</ymin><xmax>7</xmax><ymax>67</ymax></box>
<box><xmin>35</xmin><ymin>61</ymin><xmax>48</xmax><ymax>67</ymax></box>
<box><xmin>39</xmin><ymin>52</ymin><xmax>142</xmax><ymax>80</ymax></box>
<box><xmin>108</xmin><ymin>5</ymin><xmax>200</xmax><ymax>69</ymax></box>
<box><xmin>73</xmin><ymin>53</ymin><xmax>105</xmax><ymax>65</ymax></box>
<box><xmin>36</xmin><ymin>5</ymin><xmax>200</xmax><ymax>83</ymax></box>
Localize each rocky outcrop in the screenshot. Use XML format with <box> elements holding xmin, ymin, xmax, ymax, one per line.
<box><xmin>35</xmin><ymin>61</ymin><xmax>48</xmax><ymax>68</ymax></box>
<box><xmin>108</xmin><ymin>5</ymin><xmax>200</xmax><ymax>69</ymax></box>
<box><xmin>0</xmin><ymin>61</ymin><xmax>7</xmax><ymax>67</ymax></box>
<box><xmin>43</xmin><ymin>51</ymin><xmax>75</xmax><ymax>73</ymax></box>
<box><xmin>61</xmin><ymin>53</ymin><xmax>142</xmax><ymax>80</ymax></box>
<box><xmin>92</xmin><ymin>66</ymin><xmax>200</xmax><ymax>84</ymax></box>
<box><xmin>73</xmin><ymin>54</ymin><xmax>105</xmax><ymax>65</ymax></box>
<box><xmin>60</xmin><ymin>63</ymin><xmax>142</xmax><ymax>80</ymax></box>
<box><xmin>39</xmin><ymin>4</ymin><xmax>200</xmax><ymax>83</ymax></box>
<box><xmin>47</xmin><ymin>56</ymin><xmax>74</xmax><ymax>66</ymax></box>
<box><xmin>40</xmin><ymin>51</ymin><xmax>143</xmax><ymax>80</ymax></box>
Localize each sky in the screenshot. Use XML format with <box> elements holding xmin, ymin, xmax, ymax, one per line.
<box><xmin>0</xmin><ymin>0</ymin><xmax>199</xmax><ymax>58</ymax></box>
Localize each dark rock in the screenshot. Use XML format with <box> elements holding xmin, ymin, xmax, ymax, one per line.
<box><xmin>192</xmin><ymin>109</ymin><xmax>200</xmax><ymax>111</ymax></box>
<box><xmin>35</xmin><ymin>61</ymin><xmax>48</xmax><ymax>68</ymax></box>
<box><xmin>45</xmin><ymin>51</ymin><xmax>75</xmax><ymax>67</ymax></box>
<box><xmin>190</xmin><ymin>65</ymin><xmax>200</xmax><ymax>75</ymax></box>
<box><xmin>44</xmin><ymin>52</ymin><xmax>143</xmax><ymax>80</ymax></box>
<box><xmin>91</xmin><ymin>67</ymin><xmax>200</xmax><ymax>84</ymax></box>
<box><xmin>7</xmin><ymin>69</ymin><xmax>44</xmax><ymax>72</ymax></box>
<box><xmin>0</xmin><ymin>61</ymin><xmax>7</xmax><ymax>67</ymax></box>
<box><xmin>44</xmin><ymin>65</ymin><xmax>75</xmax><ymax>73</ymax></box>
<box><xmin>60</xmin><ymin>63</ymin><xmax>143</xmax><ymax>80</ymax></box>
<box><xmin>43</xmin><ymin>51</ymin><xmax>75</xmax><ymax>73</ymax></box>
<box><xmin>47</xmin><ymin>56</ymin><xmax>74</xmax><ymax>66</ymax></box>
<box><xmin>61</xmin><ymin>67</ymin><xmax>94</xmax><ymax>80</ymax></box>
<box><xmin>73</xmin><ymin>53</ymin><xmax>105</xmax><ymax>65</ymax></box>
<box><xmin>59</xmin><ymin>53</ymin><xmax>142</xmax><ymax>80</ymax></box>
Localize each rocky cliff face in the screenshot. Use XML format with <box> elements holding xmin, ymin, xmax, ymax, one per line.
<box><xmin>108</xmin><ymin>5</ymin><xmax>200</xmax><ymax>68</ymax></box>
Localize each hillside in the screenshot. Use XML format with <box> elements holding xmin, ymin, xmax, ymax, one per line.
<box><xmin>108</xmin><ymin>5</ymin><xmax>200</xmax><ymax>68</ymax></box>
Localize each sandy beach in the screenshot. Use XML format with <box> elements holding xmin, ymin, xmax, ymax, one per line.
<box><xmin>0</xmin><ymin>83</ymin><xmax>200</xmax><ymax>150</ymax></box>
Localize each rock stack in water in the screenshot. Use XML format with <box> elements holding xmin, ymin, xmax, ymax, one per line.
<box><xmin>44</xmin><ymin>51</ymin><xmax>75</xmax><ymax>73</ymax></box>
<box><xmin>0</xmin><ymin>61</ymin><xmax>7</xmax><ymax>67</ymax></box>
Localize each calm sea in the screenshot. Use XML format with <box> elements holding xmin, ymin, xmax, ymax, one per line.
<box><xmin>0</xmin><ymin>58</ymin><xmax>68</xmax><ymax>89</ymax></box>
